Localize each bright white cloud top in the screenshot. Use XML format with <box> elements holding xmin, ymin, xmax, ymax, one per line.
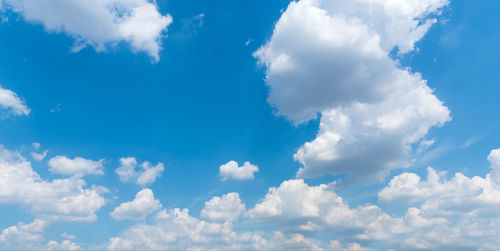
<box><xmin>219</xmin><ymin>160</ymin><xmax>259</xmax><ymax>181</ymax></box>
<box><xmin>0</xmin><ymin>0</ymin><xmax>172</xmax><ymax>61</ymax></box>
<box><xmin>110</xmin><ymin>188</ymin><xmax>162</xmax><ymax>221</ymax></box>
<box><xmin>255</xmin><ymin>0</ymin><xmax>450</xmax><ymax>184</ymax></box>
<box><xmin>0</xmin><ymin>86</ymin><xmax>30</xmax><ymax>116</ymax></box>
<box><xmin>0</xmin><ymin>146</ymin><xmax>106</xmax><ymax>222</ymax></box>
<box><xmin>115</xmin><ymin>157</ymin><xmax>164</xmax><ymax>186</ymax></box>
<box><xmin>48</xmin><ymin>155</ymin><xmax>104</xmax><ymax>176</ymax></box>
<box><xmin>0</xmin><ymin>219</ymin><xmax>49</xmax><ymax>250</ymax></box>
<box><xmin>200</xmin><ymin>192</ymin><xmax>246</xmax><ymax>222</ymax></box>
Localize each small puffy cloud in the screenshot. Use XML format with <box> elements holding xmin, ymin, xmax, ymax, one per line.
<box><xmin>110</xmin><ymin>188</ymin><xmax>161</xmax><ymax>221</ymax></box>
<box><xmin>200</xmin><ymin>192</ymin><xmax>246</xmax><ymax>222</ymax></box>
<box><xmin>0</xmin><ymin>146</ymin><xmax>107</xmax><ymax>222</ymax></box>
<box><xmin>115</xmin><ymin>157</ymin><xmax>164</xmax><ymax>186</ymax></box>
<box><xmin>272</xmin><ymin>231</ymin><xmax>323</xmax><ymax>251</ymax></box>
<box><xmin>330</xmin><ymin>240</ymin><xmax>369</xmax><ymax>251</ymax></box>
<box><xmin>0</xmin><ymin>86</ymin><xmax>30</xmax><ymax>116</ymax></box>
<box><xmin>1</xmin><ymin>0</ymin><xmax>172</xmax><ymax>61</ymax></box>
<box><xmin>60</xmin><ymin>233</ymin><xmax>76</xmax><ymax>240</ymax></box>
<box><xmin>219</xmin><ymin>161</ymin><xmax>259</xmax><ymax>181</ymax></box>
<box><xmin>31</xmin><ymin>150</ymin><xmax>48</xmax><ymax>161</ymax></box>
<box><xmin>46</xmin><ymin>240</ymin><xmax>80</xmax><ymax>251</ymax></box>
<box><xmin>255</xmin><ymin>0</ymin><xmax>450</xmax><ymax>184</ymax></box>
<box><xmin>48</xmin><ymin>156</ymin><xmax>104</xmax><ymax>176</ymax></box>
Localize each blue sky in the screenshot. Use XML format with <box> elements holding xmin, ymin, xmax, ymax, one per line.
<box><xmin>0</xmin><ymin>0</ymin><xmax>500</xmax><ymax>250</ymax></box>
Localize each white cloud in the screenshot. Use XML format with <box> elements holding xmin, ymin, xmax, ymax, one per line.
<box><xmin>0</xmin><ymin>219</ymin><xmax>48</xmax><ymax>250</ymax></box>
<box><xmin>219</xmin><ymin>161</ymin><xmax>259</xmax><ymax>181</ymax></box>
<box><xmin>1</xmin><ymin>0</ymin><xmax>172</xmax><ymax>61</ymax></box>
<box><xmin>271</xmin><ymin>231</ymin><xmax>323</xmax><ymax>251</ymax></box>
<box><xmin>248</xmin><ymin>179</ymin><xmax>346</xmax><ymax>221</ymax></box>
<box><xmin>294</xmin><ymin>79</ymin><xmax>450</xmax><ymax>184</ymax></box>
<box><xmin>60</xmin><ymin>233</ymin><xmax>76</xmax><ymax>240</ymax></box>
<box><xmin>255</xmin><ymin>0</ymin><xmax>450</xmax><ymax>184</ymax></box>
<box><xmin>47</xmin><ymin>240</ymin><xmax>80</xmax><ymax>251</ymax></box>
<box><xmin>379</xmin><ymin>148</ymin><xmax>500</xmax><ymax>216</ymax></box>
<box><xmin>0</xmin><ymin>146</ymin><xmax>107</xmax><ymax>222</ymax></box>
<box><xmin>374</xmin><ymin>149</ymin><xmax>500</xmax><ymax>249</ymax></box>
<box><xmin>107</xmin><ymin>208</ymin><xmax>269</xmax><ymax>251</ymax></box>
<box><xmin>48</xmin><ymin>156</ymin><xmax>104</xmax><ymax>176</ymax></box>
<box><xmin>115</xmin><ymin>157</ymin><xmax>164</xmax><ymax>186</ymax></box>
<box><xmin>31</xmin><ymin>150</ymin><xmax>48</xmax><ymax>161</ymax></box>
<box><xmin>200</xmin><ymin>192</ymin><xmax>246</xmax><ymax>222</ymax></box>
<box><xmin>247</xmin><ymin>177</ymin><xmax>500</xmax><ymax>250</ymax></box>
<box><xmin>0</xmin><ymin>219</ymin><xmax>81</xmax><ymax>251</ymax></box>
<box><xmin>329</xmin><ymin>240</ymin><xmax>368</xmax><ymax>251</ymax></box>
<box><xmin>110</xmin><ymin>188</ymin><xmax>162</xmax><ymax>221</ymax></box>
<box><xmin>0</xmin><ymin>86</ymin><xmax>30</xmax><ymax>116</ymax></box>
<box><xmin>108</xmin><ymin>165</ymin><xmax>500</xmax><ymax>250</ymax></box>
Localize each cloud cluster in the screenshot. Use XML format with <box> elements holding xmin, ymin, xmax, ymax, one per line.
<box><xmin>115</xmin><ymin>157</ymin><xmax>164</xmax><ymax>186</ymax></box>
<box><xmin>108</xmin><ymin>146</ymin><xmax>500</xmax><ymax>250</ymax></box>
<box><xmin>0</xmin><ymin>86</ymin><xmax>30</xmax><ymax>116</ymax></box>
<box><xmin>0</xmin><ymin>219</ymin><xmax>81</xmax><ymax>251</ymax></box>
<box><xmin>0</xmin><ymin>146</ymin><xmax>107</xmax><ymax>222</ymax></box>
<box><xmin>0</xmin><ymin>219</ymin><xmax>48</xmax><ymax>250</ymax></box>
<box><xmin>219</xmin><ymin>160</ymin><xmax>259</xmax><ymax>181</ymax></box>
<box><xmin>255</xmin><ymin>0</ymin><xmax>450</xmax><ymax>184</ymax></box>
<box><xmin>107</xmin><ymin>207</ymin><xmax>268</xmax><ymax>251</ymax></box>
<box><xmin>111</xmin><ymin>188</ymin><xmax>162</xmax><ymax>221</ymax></box>
<box><xmin>1</xmin><ymin>0</ymin><xmax>172</xmax><ymax>60</ymax></box>
<box><xmin>46</xmin><ymin>240</ymin><xmax>80</xmax><ymax>251</ymax></box>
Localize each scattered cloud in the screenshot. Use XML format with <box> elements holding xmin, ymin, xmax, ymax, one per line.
<box><xmin>115</xmin><ymin>157</ymin><xmax>164</xmax><ymax>186</ymax></box>
<box><xmin>171</xmin><ymin>13</ymin><xmax>205</xmax><ymax>39</ymax></box>
<box><xmin>60</xmin><ymin>233</ymin><xmax>76</xmax><ymax>240</ymax></box>
<box><xmin>245</xmin><ymin>38</ymin><xmax>254</xmax><ymax>46</ymax></box>
<box><xmin>330</xmin><ymin>240</ymin><xmax>369</xmax><ymax>251</ymax></box>
<box><xmin>200</xmin><ymin>192</ymin><xmax>246</xmax><ymax>222</ymax></box>
<box><xmin>49</xmin><ymin>103</ymin><xmax>62</xmax><ymax>113</ymax></box>
<box><xmin>0</xmin><ymin>219</ymin><xmax>48</xmax><ymax>250</ymax></box>
<box><xmin>219</xmin><ymin>160</ymin><xmax>259</xmax><ymax>181</ymax></box>
<box><xmin>108</xmin><ymin>207</ymin><xmax>268</xmax><ymax>251</ymax></box>
<box><xmin>0</xmin><ymin>146</ymin><xmax>107</xmax><ymax>222</ymax></box>
<box><xmin>108</xmin><ymin>146</ymin><xmax>500</xmax><ymax>250</ymax></box>
<box><xmin>46</xmin><ymin>240</ymin><xmax>80</xmax><ymax>251</ymax></box>
<box><xmin>0</xmin><ymin>86</ymin><xmax>30</xmax><ymax>116</ymax></box>
<box><xmin>31</xmin><ymin>150</ymin><xmax>48</xmax><ymax>161</ymax></box>
<box><xmin>48</xmin><ymin>156</ymin><xmax>104</xmax><ymax>177</ymax></box>
<box><xmin>1</xmin><ymin>0</ymin><xmax>172</xmax><ymax>61</ymax></box>
<box><xmin>110</xmin><ymin>188</ymin><xmax>162</xmax><ymax>221</ymax></box>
